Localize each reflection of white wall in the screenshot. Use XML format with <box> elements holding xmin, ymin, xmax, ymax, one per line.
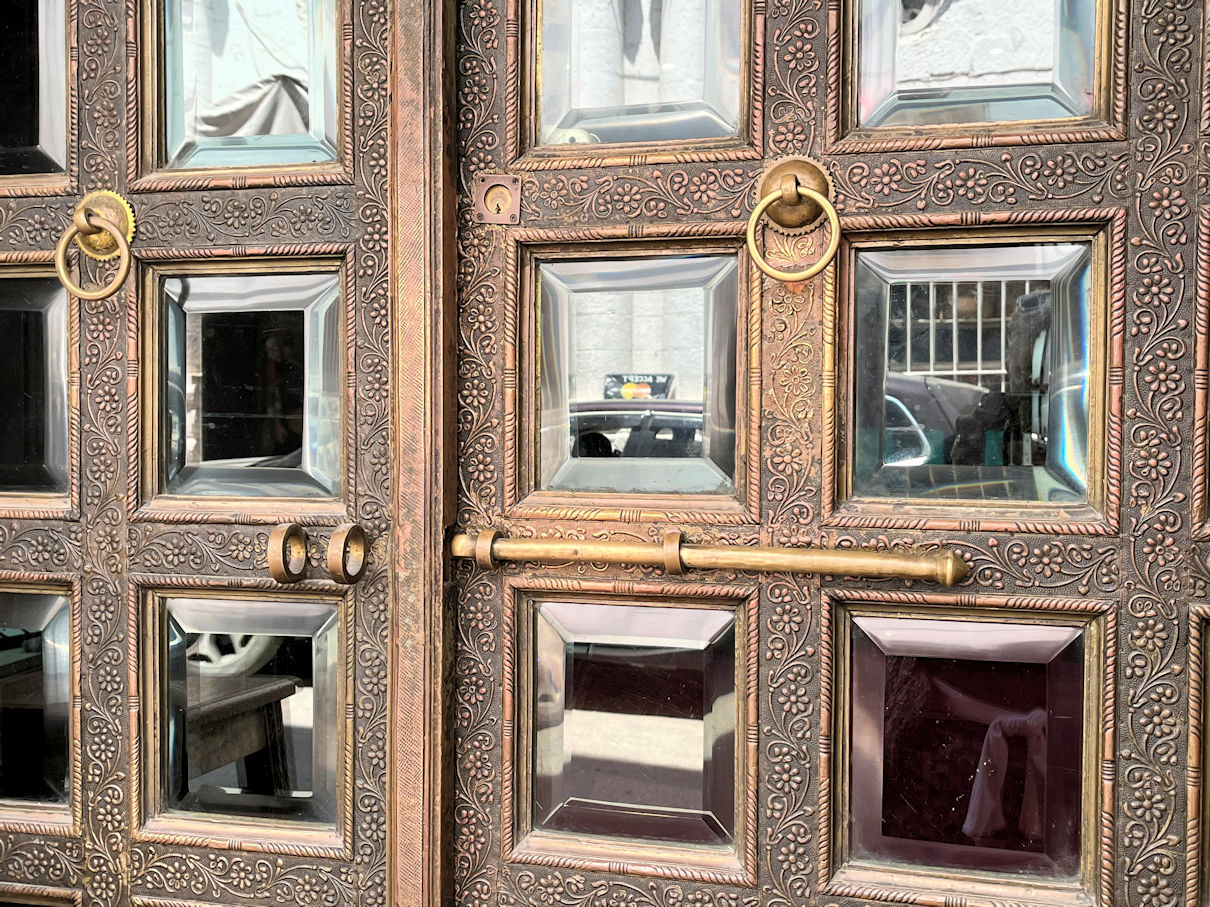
<box><xmin>897</xmin><ymin>0</ymin><xmax>1056</xmax><ymax>90</ymax></box>
<box><xmin>572</xmin><ymin>289</ymin><xmax>705</xmax><ymax>402</ymax></box>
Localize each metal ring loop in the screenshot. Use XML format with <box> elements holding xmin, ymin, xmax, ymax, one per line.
<box><xmin>746</xmin><ymin>185</ymin><xmax>840</xmax><ymax>284</ymax></box>
<box><xmin>327</xmin><ymin>524</ymin><xmax>368</xmax><ymax>584</ymax></box>
<box><xmin>54</xmin><ymin>212</ymin><xmax>132</xmax><ymax>301</ymax></box>
<box><xmin>268</xmin><ymin>523</ymin><xmax>309</xmax><ymax>584</ymax></box>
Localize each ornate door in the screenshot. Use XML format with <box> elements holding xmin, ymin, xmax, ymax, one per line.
<box><xmin>450</xmin><ymin>1</ymin><xmax>1202</xmax><ymax>906</ymax></box>
<box><xmin>0</xmin><ymin>0</ymin><xmax>431</xmax><ymax>905</ymax></box>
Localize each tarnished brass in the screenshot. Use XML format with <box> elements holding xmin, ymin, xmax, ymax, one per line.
<box><xmin>747</xmin><ymin>182</ymin><xmax>840</xmax><ymax>283</ymax></box>
<box><xmin>268</xmin><ymin>523</ymin><xmax>309</xmax><ymax>583</ymax></box>
<box><xmin>327</xmin><ymin>524</ymin><xmax>369</xmax><ymax>584</ymax></box>
<box><xmin>473</xmin><ymin>173</ymin><xmax>521</xmax><ymax>224</ymax></box>
<box><xmin>450</xmin><ymin>531</ymin><xmax>968</xmax><ymax>585</ymax></box>
<box><xmin>53</xmin><ymin>192</ymin><xmax>137</xmax><ymax>301</ymax></box>
<box><xmin>758</xmin><ymin>157</ymin><xmax>832</xmax><ymax>231</ymax></box>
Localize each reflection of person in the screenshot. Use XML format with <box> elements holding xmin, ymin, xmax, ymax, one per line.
<box><xmin>262</xmin><ymin>330</ymin><xmax>303</xmax><ymax>456</ymax></box>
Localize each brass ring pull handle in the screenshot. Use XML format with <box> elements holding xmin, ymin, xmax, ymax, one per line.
<box><xmin>327</xmin><ymin>524</ymin><xmax>369</xmax><ymax>584</ymax></box>
<box><xmin>53</xmin><ymin>191</ymin><xmax>136</xmax><ymax>301</ymax></box>
<box><xmin>450</xmin><ymin>531</ymin><xmax>968</xmax><ymax>586</ymax></box>
<box><xmin>268</xmin><ymin>523</ymin><xmax>309</xmax><ymax>583</ymax></box>
<box><xmin>746</xmin><ymin>184</ymin><xmax>840</xmax><ymax>284</ymax></box>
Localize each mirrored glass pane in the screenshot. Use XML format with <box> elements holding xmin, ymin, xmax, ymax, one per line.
<box><xmin>0</xmin><ymin>590</ymin><xmax>70</xmax><ymax>804</ymax></box>
<box><xmin>533</xmin><ymin>601</ymin><xmax>736</xmax><ymax>845</ymax></box>
<box><xmin>0</xmin><ymin>278</ymin><xmax>68</xmax><ymax>494</ymax></box>
<box><xmin>852</xmin><ymin>243</ymin><xmax>1092</xmax><ymax>504</ymax></box>
<box><xmin>848</xmin><ymin>616</ymin><xmax>1084</xmax><ymax>876</ymax></box>
<box><xmin>163</xmin><ymin>0</ymin><xmax>337</xmax><ymax>169</ymax></box>
<box><xmin>539</xmin><ymin>256</ymin><xmax>737</xmax><ymax>495</ymax></box>
<box><xmin>163</xmin><ymin>596</ymin><xmax>338</xmax><ymax>823</ymax></box>
<box><xmin>538</xmin><ymin>0</ymin><xmax>742</xmax><ymax>146</ymax></box>
<box><xmin>0</xmin><ymin>0</ymin><xmax>66</xmax><ymax>174</ymax></box>
<box><xmin>161</xmin><ymin>272</ymin><xmax>341</xmax><ymax>498</ymax></box>
<box><xmin>857</xmin><ymin>0</ymin><xmax>1098</xmax><ymax>128</ymax></box>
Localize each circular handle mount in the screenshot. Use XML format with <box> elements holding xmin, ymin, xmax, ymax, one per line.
<box><xmin>746</xmin><ymin>184</ymin><xmax>840</xmax><ymax>284</ymax></box>
<box><xmin>53</xmin><ymin>191</ymin><xmax>136</xmax><ymax>301</ymax></box>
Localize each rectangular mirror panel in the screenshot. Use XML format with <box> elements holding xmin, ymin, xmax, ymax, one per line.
<box><xmin>162</xmin><ymin>0</ymin><xmax>338</xmax><ymax>169</ymax></box>
<box><xmin>538</xmin><ymin>255</ymin><xmax>738</xmax><ymax>496</ymax></box>
<box><xmin>0</xmin><ymin>278</ymin><xmax>69</xmax><ymax>494</ymax></box>
<box><xmin>851</xmin><ymin>243</ymin><xmax>1092</xmax><ymax>504</ymax></box>
<box><xmin>0</xmin><ymin>0</ymin><xmax>66</xmax><ymax>174</ymax></box>
<box><xmin>162</xmin><ymin>596</ymin><xmax>338</xmax><ymax>824</ymax></box>
<box><xmin>857</xmin><ymin>0</ymin><xmax>1099</xmax><ymax>128</ymax></box>
<box><xmin>0</xmin><ymin>590</ymin><xmax>70</xmax><ymax>804</ymax></box>
<box><xmin>532</xmin><ymin>601</ymin><xmax>736</xmax><ymax>845</ymax></box>
<box><xmin>161</xmin><ymin>272</ymin><xmax>341</xmax><ymax>499</ymax></box>
<box><xmin>848</xmin><ymin>616</ymin><xmax>1085</xmax><ymax>876</ymax></box>
<box><xmin>538</xmin><ymin>0</ymin><xmax>742</xmax><ymax>146</ymax></box>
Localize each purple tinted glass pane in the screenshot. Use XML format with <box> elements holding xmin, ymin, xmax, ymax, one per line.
<box><xmin>532</xmin><ymin>601</ymin><xmax>736</xmax><ymax>846</ymax></box>
<box><xmin>849</xmin><ymin>616</ymin><xmax>1084</xmax><ymax>877</ymax></box>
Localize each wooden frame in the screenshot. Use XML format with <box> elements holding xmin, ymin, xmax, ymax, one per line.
<box><xmin>500</xmin><ymin>575</ymin><xmax>758</xmax><ymax>885</ymax></box>
<box><xmin>129</xmin><ymin>578</ymin><xmax>353</xmax><ymax>856</ymax></box>
<box><xmin>128</xmin><ymin>0</ymin><xmax>355</xmax><ymax>191</ymax></box>
<box><xmin>824</xmin><ymin>0</ymin><xmax>1129</xmax><ymax>152</ymax></box>
<box><xmin>128</xmin><ymin>250</ymin><xmax>355</xmax><ymax>525</ymax></box>
<box><xmin>501</xmin><ymin>225</ymin><xmax>762</xmax><ymax>524</ymax></box>
<box><xmin>505</xmin><ymin>0</ymin><xmax>764</xmax><ymax>169</ymax></box>
<box><xmin>819</xmin><ymin>589</ymin><xmax>1116</xmax><ymax>907</ymax></box>
<box><xmin>823</xmin><ymin>207</ymin><xmax>1126</xmax><ymax>534</ymax></box>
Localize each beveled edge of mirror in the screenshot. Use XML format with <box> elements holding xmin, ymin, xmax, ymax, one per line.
<box><xmin>130</xmin><ymin>578</ymin><xmax>353</xmax><ymax>858</ymax></box>
<box><xmin>130</xmin><ymin>250</ymin><xmax>354</xmax><ymax>526</ymax></box>
<box><xmin>0</xmin><ymin>575</ymin><xmax>81</xmax><ymax>839</ymax></box>
<box><xmin>818</xmin><ymin>589</ymin><xmax>1115</xmax><ymax>907</ymax></box>
<box><xmin>1189</xmin><ymin>208</ymin><xmax>1210</xmax><ymax>540</ymax></box>
<box><xmin>0</xmin><ymin>0</ymin><xmax>76</xmax><ymax>199</ymax></box>
<box><xmin>822</xmin><ymin>208</ymin><xmax>1126</xmax><ymax>536</ymax></box>
<box><xmin>823</xmin><ymin>0</ymin><xmax>1127</xmax><ymax>153</ymax></box>
<box><xmin>127</xmin><ymin>0</ymin><xmax>353</xmax><ymax>191</ymax></box>
<box><xmin>499</xmin><ymin>576</ymin><xmax>759</xmax><ymax>886</ymax></box>
<box><xmin>0</xmin><ymin>258</ymin><xmax>79</xmax><ymax>521</ymax></box>
<box><xmin>501</xmin><ymin>227</ymin><xmax>761</xmax><ymax>525</ymax></box>
<box><xmin>1185</xmin><ymin>605</ymin><xmax>1210</xmax><ymax>907</ymax></box>
<box><xmin>504</xmin><ymin>0</ymin><xmax>762</xmax><ymax>170</ymax></box>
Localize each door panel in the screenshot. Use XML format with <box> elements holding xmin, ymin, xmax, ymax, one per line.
<box><xmin>452</xmin><ymin>0</ymin><xmax>1198</xmax><ymax>906</ymax></box>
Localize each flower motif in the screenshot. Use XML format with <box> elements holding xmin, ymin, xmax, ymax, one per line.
<box><xmin>776</xmin><ymin>681</ymin><xmax>810</xmax><ymax>715</ymax></box>
<box><xmin>1129</xmin><ymin>786</ymin><xmax>1168</xmax><ymax>822</ymax></box>
<box><xmin>1148</xmin><ymin>186</ymin><xmax>1186</xmax><ymax>220</ymax></box>
<box><xmin>770</xmin><ymin>760</ymin><xmax>803</xmax><ymax>792</ymax></box>
<box><xmin>1151</xmin><ymin>12</ymin><xmax>1190</xmax><ymax>44</ymax></box>
<box><xmin>868</xmin><ymin>162</ymin><xmax>901</xmax><ymax>196</ymax></box>
<box><xmin>1140</xmin><ymin>534</ymin><xmax>1178</xmax><ymax>567</ymax></box>
<box><xmin>1141</xmin><ymin>100</ymin><xmax>1180</xmax><ymax>133</ymax></box>
<box><xmin>771</xmin><ymin>604</ymin><xmax>803</xmax><ymax>635</ymax></box>
<box><xmin>781</xmin><ymin>38</ymin><xmax>811</xmax><ymax>71</ymax></box>
<box><xmin>688</xmin><ymin>172</ymin><xmax>720</xmax><ymax>204</ymax></box>
<box><xmin>1139</xmin><ymin>702</ymin><xmax>1176</xmax><ymax>737</ymax></box>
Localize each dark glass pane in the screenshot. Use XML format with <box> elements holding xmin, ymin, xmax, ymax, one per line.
<box><xmin>0</xmin><ymin>591</ymin><xmax>70</xmax><ymax>804</ymax></box>
<box><xmin>532</xmin><ymin>601</ymin><xmax>736</xmax><ymax>845</ymax></box>
<box><xmin>163</xmin><ymin>597</ymin><xmax>338</xmax><ymax>824</ymax></box>
<box><xmin>0</xmin><ymin>279</ymin><xmax>68</xmax><ymax>493</ymax></box>
<box><xmin>849</xmin><ymin>616</ymin><xmax>1084</xmax><ymax>877</ymax></box>
<box><xmin>0</xmin><ymin>0</ymin><xmax>66</xmax><ymax>174</ymax></box>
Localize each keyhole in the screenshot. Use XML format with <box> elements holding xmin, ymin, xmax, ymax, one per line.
<box><xmin>484</xmin><ymin>184</ymin><xmax>513</xmax><ymax>218</ymax></box>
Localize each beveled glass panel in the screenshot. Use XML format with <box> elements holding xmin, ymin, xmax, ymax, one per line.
<box><xmin>857</xmin><ymin>0</ymin><xmax>1098</xmax><ymax>128</ymax></box>
<box><xmin>162</xmin><ymin>0</ymin><xmax>338</xmax><ymax>169</ymax></box>
<box><xmin>537</xmin><ymin>0</ymin><xmax>742</xmax><ymax>146</ymax></box>
<box><xmin>161</xmin><ymin>272</ymin><xmax>341</xmax><ymax>498</ymax></box>
<box><xmin>0</xmin><ymin>590</ymin><xmax>70</xmax><ymax>804</ymax></box>
<box><xmin>162</xmin><ymin>596</ymin><xmax>338</xmax><ymax>823</ymax></box>
<box><xmin>0</xmin><ymin>279</ymin><xmax>68</xmax><ymax>494</ymax></box>
<box><xmin>848</xmin><ymin>616</ymin><xmax>1085</xmax><ymax>876</ymax></box>
<box><xmin>538</xmin><ymin>255</ymin><xmax>738</xmax><ymax>495</ymax></box>
<box><xmin>532</xmin><ymin>601</ymin><xmax>736</xmax><ymax>845</ymax></box>
<box><xmin>0</xmin><ymin>0</ymin><xmax>66</xmax><ymax>174</ymax></box>
<box><xmin>851</xmin><ymin>243</ymin><xmax>1092</xmax><ymax>504</ymax></box>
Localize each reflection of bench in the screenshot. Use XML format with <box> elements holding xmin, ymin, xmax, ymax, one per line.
<box><xmin>187</xmin><ymin>674</ymin><xmax>298</xmax><ymax>795</ymax></box>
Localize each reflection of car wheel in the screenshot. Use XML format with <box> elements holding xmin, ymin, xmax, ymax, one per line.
<box><xmin>186</xmin><ymin>633</ymin><xmax>280</xmax><ymax>676</ymax></box>
<box><xmin>900</xmin><ymin>0</ymin><xmax>950</xmax><ymax>34</ymax></box>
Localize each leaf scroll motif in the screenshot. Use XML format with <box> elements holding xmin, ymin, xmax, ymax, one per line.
<box><xmin>127</xmin><ymin>526</ymin><xmax>270</xmax><ymax>573</ymax></box>
<box><xmin>500</xmin><ymin>869</ymin><xmax>758</xmax><ymax>907</ymax></box>
<box><xmin>965</xmin><ymin>538</ymin><xmax>1120</xmax><ymax>594</ymax></box>
<box><xmin>131</xmin><ymin>848</ymin><xmax>361</xmax><ymax>903</ymax></box>
<box><xmin>766</xmin><ymin>1</ymin><xmax>823</xmax><ymax>156</ymax></box>
<box><xmin>137</xmin><ymin>192</ymin><xmax>356</xmax><ymax>244</ymax></box>
<box><xmin>520</xmin><ymin>168</ymin><xmax>760</xmax><ymax>223</ymax></box>
<box><xmin>0</xmin><ymin>524</ymin><xmax>80</xmax><ymax>571</ymax></box>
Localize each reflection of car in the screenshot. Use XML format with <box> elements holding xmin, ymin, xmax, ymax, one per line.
<box><xmin>570</xmin><ymin>400</ymin><xmax>708</xmax><ymax>460</ymax></box>
<box><xmin>883</xmin><ymin>374</ymin><xmax>988</xmax><ymax>466</ymax></box>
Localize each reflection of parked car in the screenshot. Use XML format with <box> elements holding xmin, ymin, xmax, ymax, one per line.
<box><xmin>883</xmin><ymin>374</ymin><xmax>988</xmax><ymax>466</ymax></box>
<box><xmin>570</xmin><ymin>400</ymin><xmax>708</xmax><ymax>460</ymax></box>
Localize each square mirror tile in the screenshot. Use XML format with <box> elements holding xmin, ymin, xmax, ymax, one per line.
<box><xmin>855</xmin><ymin>0</ymin><xmax>1099</xmax><ymax>128</ymax></box>
<box><xmin>531</xmin><ymin>600</ymin><xmax>736</xmax><ymax>846</ymax></box>
<box><xmin>850</xmin><ymin>242</ymin><xmax>1093</xmax><ymax>505</ymax></box>
<box><xmin>848</xmin><ymin>615</ymin><xmax>1084</xmax><ymax>876</ymax></box>
<box><xmin>0</xmin><ymin>590</ymin><xmax>70</xmax><ymax>804</ymax></box>
<box><xmin>0</xmin><ymin>278</ymin><xmax>69</xmax><ymax>494</ymax></box>
<box><xmin>537</xmin><ymin>0</ymin><xmax>742</xmax><ymax>146</ymax></box>
<box><xmin>0</xmin><ymin>0</ymin><xmax>66</xmax><ymax>175</ymax></box>
<box><xmin>538</xmin><ymin>255</ymin><xmax>738</xmax><ymax>496</ymax></box>
<box><xmin>159</xmin><ymin>272</ymin><xmax>341</xmax><ymax>499</ymax></box>
<box><xmin>160</xmin><ymin>596</ymin><xmax>339</xmax><ymax>824</ymax></box>
<box><xmin>162</xmin><ymin>0</ymin><xmax>338</xmax><ymax>169</ymax></box>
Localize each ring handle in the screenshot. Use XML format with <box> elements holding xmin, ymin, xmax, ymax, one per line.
<box><xmin>746</xmin><ymin>184</ymin><xmax>840</xmax><ymax>284</ymax></box>
<box><xmin>268</xmin><ymin>523</ymin><xmax>309</xmax><ymax>583</ymax></box>
<box><xmin>53</xmin><ymin>191</ymin><xmax>136</xmax><ymax>301</ymax></box>
<box><xmin>327</xmin><ymin>524</ymin><xmax>368</xmax><ymax>584</ymax></box>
